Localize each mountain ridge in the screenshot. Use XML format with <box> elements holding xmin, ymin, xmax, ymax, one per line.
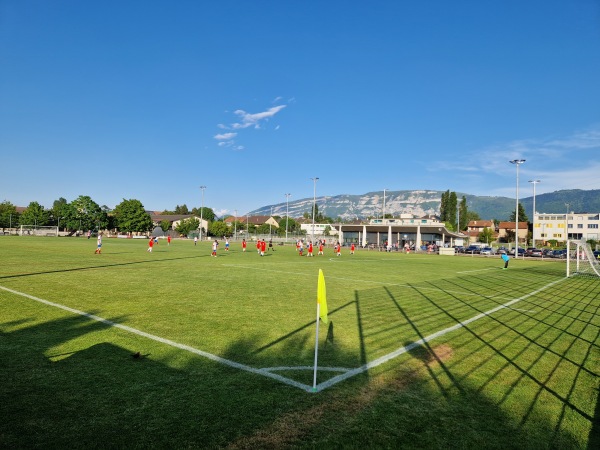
<box><xmin>249</xmin><ymin>189</ymin><xmax>600</xmax><ymax>221</ymax></box>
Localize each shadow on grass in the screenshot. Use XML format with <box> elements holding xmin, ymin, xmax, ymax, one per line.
<box><xmin>0</xmin><ymin>254</ymin><xmax>208</xmax><ymax>280</ymax></box>
<box><xmin>0</xmin><ymin>270</ymin><xmax>598</xmax><ymax>448</ymax></box>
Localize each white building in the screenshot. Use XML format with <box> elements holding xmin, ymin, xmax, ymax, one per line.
<box><xmin>534</xmin><ymin>212</ymin><xmax>600</xmax><ymax>243</ymax></box>
<box><xmin>300</xmin><ymin>223</ymin><xmax>339</xmax><ymax>236</ymax></box>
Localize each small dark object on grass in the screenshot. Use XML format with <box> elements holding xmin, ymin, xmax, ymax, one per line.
<box><xmin>132</xmin><ymin>352</ymin><xmax>141</xmax><ymax>359</ymax></box>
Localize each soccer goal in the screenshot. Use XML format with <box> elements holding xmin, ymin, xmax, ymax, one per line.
<box><xmin>567</xmin><ymin>239</ymin><xmax>600</xmax><ymax>278</ymax></box>
<box><xmin>19</xmin><ymin>225</ymin><xmax>59</xmax><ymax>237</ymax></box>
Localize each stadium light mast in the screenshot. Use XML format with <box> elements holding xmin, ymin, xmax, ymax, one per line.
<box><xmin>310</xmin><ymin>177</ymin><xmax>319</xmax><ymax>240</ymax></box>
<box><xmin>509</xmin><ymin>159</ymin><xmax>525</xmax><ymax>255</ymax></box>
<box><xmin>565</xmin><ymin>203</ymin><xmax>570</xmax><ymax>244</ymax></box>
<box><xmin>199</xmin><ymin>185</ymin><xmax>206</xmax><ymax>242</ymax></box>
<box><xmin>528</xmin><ymin>179</ymin><xmax>540</xmax><ymax>247</ymax></box>
<box><xmin>285</xmin><ymin>193</ymin><xmax>291</xmax><ymax>242</ymax></box>
<box><xmin>234</xmin><ymin>209</ymin><xmax>237</xmax><ymax>241</ymax></box>
<box><xmin>382</xmin><ymin>188</ymin><xmax>388</xmax><ymax>222</ymax></box>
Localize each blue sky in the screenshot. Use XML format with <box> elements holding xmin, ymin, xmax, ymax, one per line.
<box><xmin>1</xmin><ymin>1</ymin><xmax>599</xmax><ymax>217</ymax></box>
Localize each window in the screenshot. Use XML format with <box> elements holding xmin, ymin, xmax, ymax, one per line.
<box><xmin>577</xmin><ymin>224</ymin><xmax>583</xmax><ymax>229</ymax></box>
<box><xmin>589</xmin><ymin>224</ymin><xmax>599</xmax><ymax>229</ymax></box>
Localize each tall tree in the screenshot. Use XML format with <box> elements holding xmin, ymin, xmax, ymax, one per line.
<box><xmin>113</xmin><ymin>199</ymin><xmax>153</xmax><ymax>233</ymax></box>
<box><xmin>19</xmin><ymin>201</ymin><xmax>49</xmax><ymax>227</ymax></box>
<box><xmin>478</xmin><ymin>227</ymin><xmax>494</xmax><ymax>244</ymax></box>
<box><xmin>176</xmin><ymin>217</ymin><xmax>201</xmax><ymax>236</ymax></box>
<box><xmin>447</xmin><ymin>192</ymin><xmax>458</xmax><ymax>227</ymax></box>
<box><xmin>208</xmin><ymin>220</ymin><xmax>228</xmax><ymax>237</ymax></box>
<box><xmin>51</xmin><ymin>197</ymin><xmax>69</xmax><ymax>226</ymax></box>
<box><xmin>174</xmin><ymin>204</ymin><xmax>189</xmax><ymax>214</ymax></box>
<box><xmin>440</xmin><ymin>190</ymin><xmax>450</xmax><ymax>222</ymax></box>
<box><xmin>458</xmin><ymin>196</ymin><xmax>468</xmax><ymax>231</ymax></box>
<box><xmin>191</xmin><ymin>206</ymin><xmax>215</xmax><ymax>222</ymax></box>
<box><xmin>0</xmin><ymin>200</ymin><xmax>18</xmax><ymax>228</ymax></box>
<box><xmin>508</xmin><ymin>202</ymin><xmax>529</xmax><ymax>223</ymax></box>
<box><xmin>70</xmin><ymin>195</ymin><xmax>108</xmax><ymax>231</ymax></box>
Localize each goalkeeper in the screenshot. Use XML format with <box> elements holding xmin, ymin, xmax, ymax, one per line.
<box><xmin>501</xmin><ymin>253</ymin><xmax>510</xmax><ymax>269</ymax></box>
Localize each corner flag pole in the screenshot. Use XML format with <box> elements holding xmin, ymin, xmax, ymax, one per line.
<box><xmin>313</xmin><ymin>269</ymin><xmax>328</xmax><ymax>391</ymax></box>
<box><xmin>312</xmin><ymin>302</ymin><xmax>321</xmax><ymax>391</ymax></box>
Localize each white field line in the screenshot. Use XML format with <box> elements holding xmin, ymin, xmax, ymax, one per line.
<box><xmin>313</xmin><ymin>276</ymin><xmax>566</xmax><ymax>392</ymax></box>
<box><xmin>1</xmin><ymin>277</ymin><xmax>562</xmax><ymax>394</ymax></box>
<box><xmin>221</xmin><ymin>264</ymin><xmax>509</xmax><ymax>300</ymax></box>
<box><xmin>0</xmin><ymin>284</ymin><xmax>313</xmax><ymax>392</ymax></box>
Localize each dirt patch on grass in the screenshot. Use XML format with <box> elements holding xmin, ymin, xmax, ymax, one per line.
<box><xmin>429</xmin><ymin>344</ymin><xmax>454</xmax><ymax>364</ymax></box>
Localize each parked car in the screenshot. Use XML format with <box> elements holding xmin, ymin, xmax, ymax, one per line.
<box><xmin>550</xmin><ymin>249</ymin><xmax>566</xmax><ymax>259</ymax></box>
<box><xmin>594</xmin><ymin>250</ymin><xmax>600</xmax><ymax>260</ymax></box>
<box><xmin>525</xmin><ymin>248</ymin><xmax>543</xmax><ymax>257</ymax></box>
<box><xmin>465</xmin><ymin>245</ymin><xmax>481</xmax><ymax>254</ymax></box>
<box><xmin>542</xmin><ymin>248</ymin><xmax>553</xmax><ymax>257</ymax></box>
<box><xmin>497</xmin><ymin>247</ymin><xmax>508</xmax><ymax>255</ymax></box>
<box><xmin>509</xmin><ymin>248</ymin><xmax>525</xmax><ymax>256</ymax></box>
<box><xmin>454</xmin><ymin>246</ymin><xmax>465</xmax><ymax>253</ymax></box>
<box><xmin>480</xmin><ymin>247</ymin><xmax>494</xmax><ymax>255</ymax></box>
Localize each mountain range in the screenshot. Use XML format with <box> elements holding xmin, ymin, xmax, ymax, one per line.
<box><xmin>249</xmin><ymin>189</ymin><xmax>600</xmax><ymax>222</ymax></box>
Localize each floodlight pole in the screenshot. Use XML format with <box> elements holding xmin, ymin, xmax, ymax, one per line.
<box><xmin>285</xmin><ymin>193</ymin><xmax>291</xmax><ymax>242</ymax></box>
<box><xmin>509</xmin><ymin>159</ymin><xmax>525</xmax><ymax>256</ymax></box>
<box><xmin>200</xmin><ymin>185</ymin><xmax>206</xmax><ymax>241</ymax></box>
<box><xmin>234</xmin><ymin>209</ymin><xmax>237</xmax><ymax>241</ymax></box>
<box><xmin>528</xmin><ymin>180</ymin><xmax>540</xmax><ymax>247</ymax></box>
<box><xmin>565</xmin><ymin>203</ymin><xmax>570</xmax><ymax>244</ymax></box>
<box><xmin>310</xmin><ymin>177</ymin><xmax>319</xmax><ymax>241</ymax></box>
<box><xmin>382</xmin><ymin>188</ymin><xmax>388</xmax><ymax>221</ymax></box>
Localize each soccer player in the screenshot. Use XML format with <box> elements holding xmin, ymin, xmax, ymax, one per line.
<box><xmin>350</xmin><ymin>243</ymin><xmax>355</xmax><ymax>254</ymax></box>
<box><xmin>225</xmin><ymin>238</ymin><xmax>230</xmax><ymax>251</ymax></box>
<box><xmin>242</xmin><ymin>238</ymin><xmax>247</xmax><ymax>252</ymax></box>
<box><xmin>256</xmin><ymin>239</ymin><xmax>261</xmax><ymax>254</ymax></box>
<box><xmin>194</xmin><ymin>236</ymin><xmax>198</xmax><ymax>246</ymax></box>
<box><xmin>95</xmin><ymin>234</ymin><xmax>102</xmax><ymax>254</ymax></box>
<box><xmin>336</xmin><ymin>241</ymin><xmax>341</xmax><ymax>256</ymax></box>
<box><xmin>501</xmin><ymin>253</ymin><xmax>510</xmax><ymax>269</ymax></box>
<box><xmin>147</xmin><ymin>237</ymin><xmax>154</xmax><ymax>252</ymax></box>
<box><xmin>212</xmin><ymin>239</ymin><xmax>218</xmax><ymax>257</ymax></box>
<box><xmin>260</xmin><ymin>239</ymin><xmax>266</xmax><ymax>256</ymax></box>
<box><xmin>307</xmin><ymin>241</ymin><xmax>314</xmax><ymax>257</ymax></box>
<box><xmin>167</xmin><ymin>235</ymin><xmax>171</xmax><ymax>245</ymax></box>
<box><xmin>298</xmin><ymin>240</ymin><xmax>304</xmax><ymax>256</ymax></box>
<box><xmin>318</xmin><ymin>240</ymin><xmax>324</xmax><ymax>255</ymax></box>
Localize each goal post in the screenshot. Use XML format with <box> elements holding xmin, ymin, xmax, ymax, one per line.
<box><xmin>567</xmin><ymin>239</ymin><xmax>600</xmax><ymax>278</ymax></box>
<box><xmin>19</xmin><ymin>225</ymin><xmax>59</xmax><ymax>237</ymax></box>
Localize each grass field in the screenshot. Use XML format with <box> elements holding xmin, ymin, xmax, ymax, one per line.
<box><xmin>1</xmin><ymin>236</ymin><xmax>599</xmax><ymax>448</ymax></box>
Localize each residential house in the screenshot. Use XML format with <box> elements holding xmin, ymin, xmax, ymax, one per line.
<box><xmin>497</xmin><ymin>221</ymin><xmax>528</xmax><ymax>245</ymax></box>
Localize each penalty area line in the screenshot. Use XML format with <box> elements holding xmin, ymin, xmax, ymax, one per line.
<box><xmin>0</xmin><ymin>284</ymin><xmax>314</xmax><ymax>393</ymax></box>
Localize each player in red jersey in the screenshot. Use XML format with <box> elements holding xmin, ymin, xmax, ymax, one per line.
<box><xmin>260</xmin><ymin>239</ymin><xmax>266</xmax><ymax>256</ymax></box>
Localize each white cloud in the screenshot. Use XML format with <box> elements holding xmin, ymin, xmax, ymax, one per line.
<box><xmin>214</xmin><ymin>132</ymin><xmax>237</xmax><ymax>140</ymax></box>
<box><xmin>214</xmin><ymin>101</ymin><xmax>289</xmax><ymax>150</ymax></box>
<box><xmin>231</xmin><ymin>105</ymin><xmax>286</xmax><ymax>130</ymax></box>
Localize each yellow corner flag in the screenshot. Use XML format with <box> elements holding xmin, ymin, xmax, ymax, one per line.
<box><xmin>318</xmin><ymin>269</ymin><xmax>328</xmax><ymax>324</ymax></box>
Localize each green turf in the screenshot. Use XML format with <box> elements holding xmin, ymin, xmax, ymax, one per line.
<box><xmin>0</xmin><ymin>236</ymin><xmax>598</xmax><ymax>448</ymax></box>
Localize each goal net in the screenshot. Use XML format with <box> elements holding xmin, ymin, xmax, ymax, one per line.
<box><xmin>19</xmin><ymin>225</ymin><xmax>59</xmax><ymax>237</ymax></box>
<box><xmin>567</xmin><ymin>239</ymin><xmax>600</xmax><ymax>278</ymax></box>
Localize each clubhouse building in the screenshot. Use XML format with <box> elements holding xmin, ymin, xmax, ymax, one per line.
<box><xmin>325</xmin><ymin>215</ymin><xmax>464</xmax><ymax>248</ymax></box>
